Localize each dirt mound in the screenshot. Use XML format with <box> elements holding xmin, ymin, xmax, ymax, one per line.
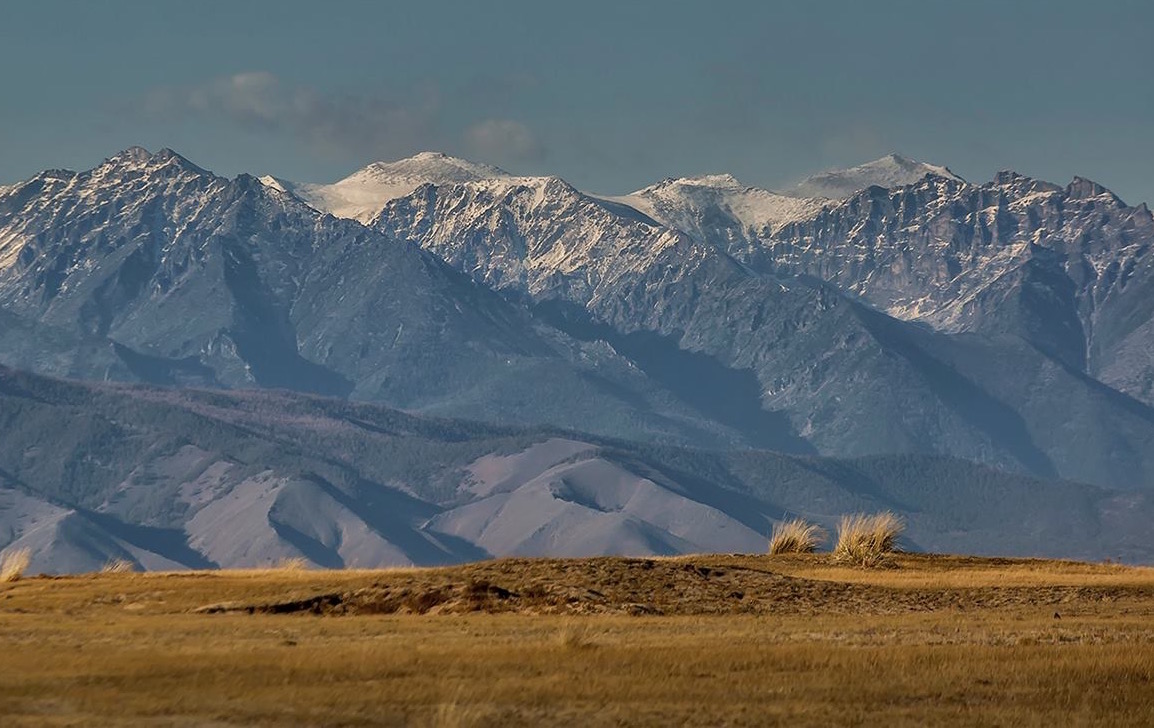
<box><xmin>194</xmin><ymin>556</ymin><xmax>1154</xmax><ymax>616</ymax></box>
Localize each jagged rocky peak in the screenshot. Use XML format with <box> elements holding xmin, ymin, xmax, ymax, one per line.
<box><xmin>793</xmin><ymin>153</ymin><xmax>963</xmax><ymax>199</ymax></box>
<box><xmin>993</xmin><ymin>169</ymin><xmax>1035</xmax><ymax>185</ymax></box>
<box><xmin>1066</xmin><ymin>175</ymin><xmax>1123</xmax><ymax>204</ymax></box>
<box><xmin>100</xmin><ymin>146</ymin><xmax>203</xmax><ymax>171</ymax></box>
<box><xmin>87</xmin><ymin>146</ymin><xmax>212</xmax><ymax>188</ymax></box>
<box><xmin>105</xmin><ymin>145</ymin><xmax>153</xmax><ymax>165</ymax></box>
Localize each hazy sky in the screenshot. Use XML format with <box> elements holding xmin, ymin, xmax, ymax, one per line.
<box><xmin>2</xmin><ymin>1</ymin><xmax>1151</xmax><ymax>203</ymax></box>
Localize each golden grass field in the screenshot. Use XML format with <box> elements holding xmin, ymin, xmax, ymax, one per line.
<box><xmin>2</xmin><ymin>553</ymin><xmax>1153</xmax><ymax>726</ymax></box>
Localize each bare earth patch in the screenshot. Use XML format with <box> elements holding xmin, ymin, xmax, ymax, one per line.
<box><xmin>191</xmin><ymin>554</ymin><xmax>1154</xmax><ymax>617</ymax></box>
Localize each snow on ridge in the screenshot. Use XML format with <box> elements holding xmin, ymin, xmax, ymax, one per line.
<box><xmin>257</xmin><ymin>175</ymin><xmax>292</xmax><ymax>195</ymax></box>
<box><xmin>603</xmin><ymin>174</ymin><xmax>828</xmax><ymax>238</ymax></box>
<box><xmin>271</xmin><ymin>152</ymin><xmax>514</xmax><ymax>223</ymax></box>
<box><xmin>96</xmin><ymin>147</ymin><xmax>206</xmax><ymax>176</ymax></box>
<box><xmin>792</xmin><ymin>153</ymin><xmax>964</xmax><ymax>199</ymax></box>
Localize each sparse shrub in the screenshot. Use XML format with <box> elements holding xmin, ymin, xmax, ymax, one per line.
<box><xmin>768</xmin><ymin>518</ymin><xmax>826</xmax><ymax>555</ymax></box>
<box><xmin>832</xmin><ymin>511</ymin><xmax>904</xmax><ymax>567</ymax></box>
<box><xmin>102</xmin><ymin>559</ymin><xmax>135</xmax><ymax>574</ymax></box>
<box><xmin>0</xmin><ymin>548</ymin><xmax>31</xmax><ymax>583</ymax></box>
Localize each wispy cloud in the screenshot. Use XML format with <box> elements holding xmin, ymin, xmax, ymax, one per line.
<box><xmin>464</xmin><ymin>119</ymin><xmax>544</xmax><ymax>163</ymax></box>
<box><xmin>140</xmin><ymin>71</ymin><xmax>546</xmax><ymax>169</ymax></box>
<box><xmin>142</xmin><ymin>71</ymin><xmax>444</xmax><ymax>161</ymax></box>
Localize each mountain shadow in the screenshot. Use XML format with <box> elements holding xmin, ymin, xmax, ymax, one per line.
<box><xmin>854</xmin><ymin>305</ymin><xmax>1058</xmax><ymax>479</ymax></box>
<box><xmin>534</xmin><ymin>301</ymin><xmax>814</xmax><ymax>454</ymax></box>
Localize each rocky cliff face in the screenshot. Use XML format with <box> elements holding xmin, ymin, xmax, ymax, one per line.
<box><xmin>752</xmin><ymin>172</ymin><xmax>1154</xmax><ymax>400</ymax></box>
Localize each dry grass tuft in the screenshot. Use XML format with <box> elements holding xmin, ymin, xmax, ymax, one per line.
<box><xmin>101</xmin><ymin>559</ymin><xmax>135</xmax><ymax>574</ymax></box>
<box><xmin>768</xmin><ymin>518</ymin><xmax>826</xmax><ymax>554</ymax></box>
<box><xmin>273</xmin><ymin>557</ymin><xmax>310</xmax><ymax>571</ymax></box>
<box><xmin>0</xmin><ymin>548</ymin><xmax>31</xmax><ymax>583</ymax></box>
<box><xmin>557</xmin><ymin>620</ymin><xmax>595</xmax><ymax>649</ymax></box>
<box><xmin>430</xmin><ymin>694</ymin><xmax>485</xmax><ymax>728</ymax></box>
<box><xmin>833</xmin><ymin>512</ymin><xmax>905</xmax><ymax>567</ymax></box>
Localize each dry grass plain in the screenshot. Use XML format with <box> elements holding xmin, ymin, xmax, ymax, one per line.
<box><xmin>2</xmin><ymin>553</ymin><xmax>1153</xmax><ymax>726</ymax></box>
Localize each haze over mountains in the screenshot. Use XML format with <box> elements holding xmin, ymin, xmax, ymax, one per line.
<box><xmin>1</xmin><ymin>146</ymin><xmax>1153</xmax><ymax>570</ymax></box>
<box><xmin>2</xmin><ymin>366</ymin><xmax>1151</xmax><ymax>573</ymax></box>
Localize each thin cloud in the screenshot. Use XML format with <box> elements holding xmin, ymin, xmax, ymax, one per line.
<box><xmin>464</xmin><ymin>119</ymin><xmax>545</xmax><ymax>164</ymax></box>
<box><xmin>142</xmin><ymin>71</ymin><xmax>444</xmax><ymax>161</ymax></box>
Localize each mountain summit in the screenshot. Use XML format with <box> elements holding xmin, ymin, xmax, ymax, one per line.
<box><xmin>606</xmin><ymin>174</ymin><xmax>826</xmax><ymax>243</ymax></box>
<box><xmin>261</xmin><ymin>152</ymin><xmax>510</xmax><ymax>222</ymax></box>
<box><xmin>792</xmin><ymin>153</ymin><xmax>963</xmax><ymax>198</ymax></box>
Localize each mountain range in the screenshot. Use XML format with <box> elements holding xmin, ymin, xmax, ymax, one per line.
<box><xmin>2</xmin><ymin>365</ymin><xmax>1150</xmax><ymax>572</ymax></box>
<box><xmin>1</xmin><ymin>147</ymin><xmax>1152</xmax><ymax>570</ymax></box>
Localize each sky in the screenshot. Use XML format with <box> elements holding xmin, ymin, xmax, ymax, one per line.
<box><xmin>1</xmin><ymin>0</ymin><xmax>1152</xmax><ymax>203</ymax></box>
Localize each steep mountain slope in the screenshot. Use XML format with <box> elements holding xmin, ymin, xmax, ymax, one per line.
<box><xmin>792</xmin><ymin>153</ymin><xmax>963</xmax><ymax>198</ymax></box>
<box><xmin>1</xmin><ymin>367</ymin><xmax>1150</xmax><ymax>573</ymax></box>
<box><xmin>0</xmin><ymin>148</ymin><xmax>745</xmax><ymax>447</ymax></box>
<box><xmin>372</xmin><ymin>173</ymin><xmax>1154</xmax><ymax>489</ymax></box>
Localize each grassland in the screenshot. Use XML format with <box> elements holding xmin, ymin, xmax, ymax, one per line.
<box><xmin>2</xmin><ymin>554</ymin><xmax>1153</xmax><ymax>726</ymax></box>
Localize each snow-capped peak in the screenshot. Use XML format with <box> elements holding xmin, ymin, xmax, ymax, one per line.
<box><xmin>792</xmin><ymin>153</ymin><xmax>963</xmax><ymax>199</ymax></box>
<box><xmin>106</xmin><ymin>146</ymin><xmax>153</xmax><ymax>165</ymax></box>
<box><xmin>268</xmin><ymin>152</ymin><xmax>512</xmax><ymax>223</ymax></box>
<box><xmin>605</xmin><ymin>173</ymin><xmax>827</xmax><ymax>240</ymax></box>
<box><xmin>96</xmin><ymin>147</ymin><xmax>208</xmax><ymax>179</ymax></box>
<box><xmin>257</xmin><ymin>175</ymin><xmax>293</xmax><ymax>195</ymax></box>
<box><xmin>652</xmin><ymin>173</ymin><xmax>748</xmax><ymax>191</ymax></box>
<box><xmin>344</xmin><ymin>152</ymin><xmax>509</xmax><ymax>189</ymax></box>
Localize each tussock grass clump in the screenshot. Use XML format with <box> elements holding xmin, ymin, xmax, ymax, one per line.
<box><xmin>557</xmin><ymin>620</ymin><xmax>595</xmax><ymax>650</ymax></box>
<box><xmin>102</xmin><ymin>559</ymin><xmax>135</xmax><ymax>574</ymax></box>
<box><xmin>833</xmin><ymin>512</ymin><xmax>904</xmax><ymax>567</ymax></box>
<box><xmin>1</xmin><ymin>548</ymin><xmax>31</xmax><ymax>583</ymax></box>
<box><xmin>273</xmin><ymin>557</ymin><xmax>310</xmax><ymax>571</ymax></box>
<box><xmin>768</xmin><ymin>518</ymin><xmax>826</xmax><ymax>555</ymax></box>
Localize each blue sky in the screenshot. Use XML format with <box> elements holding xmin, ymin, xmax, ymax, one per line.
<box><xmin>1</xmin><ymin>0</ymin><xmax>1151</xmax><ymax>203</ymax></box>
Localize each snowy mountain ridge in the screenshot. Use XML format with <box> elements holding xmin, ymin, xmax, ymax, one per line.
<box><xmin>3</xmin><ymin>146</ymin><xmax>1154</xmax><ymax>571</ymax></box>
<box><xmin>792</xmin><ymin>153</ymin><xmax>964</xmax><ymax>198</ymax></box>
<box><xmin>604</xmin><ymin>174</ymin><xmax>829</xmax><ymax>245</ymax></box>
<box><xmin>261</xmin><ymin>151</ymin><xmax>512</xmax><ymax>223</ymax></box>
<box><xmin>258</xmin><ymin>152</ymin><xmax>955</xmax><ymax>229</ymax></box>
<box><xmin>4</xmin><ymin>146</ymin><xmax>1154</xmax><ymax>486</ymax></box>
